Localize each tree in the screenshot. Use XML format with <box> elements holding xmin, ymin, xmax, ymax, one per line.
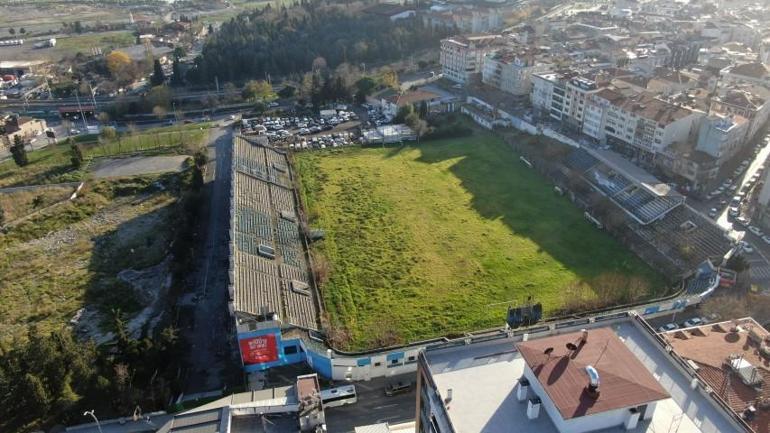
<box><xmin>393</xmin><ymin>104</ymin><xmax>413</xmax><ymax>124</ymax></box>
<box><xmin>100</xmin><ymin>126</ymin><xmax>117</xmax><ymax>141</ymax></box>
<box><xmin>8</xmin><ymin>28</ymin><xmax>15</xmax><ymax>36</ymax></box>
<box><xmin>152</xmin><ymin>105</ymin><xmax>168</xmax><ymax>120</ymax></box>
<box><xmin>241</xmin><ymin>80</ymin><xmax>276</xmax><ymax>102</ymax></box>
<box><xmin>355</xmin><ymin>77</ymin><xmax>376</xmax><ymax>104</ymax></box>
<box><xmin>19</xmin><ymin>28</ymin><xmax>25</xmax><ymax>35</ymax></box>
<box><xmin>208</xmin><ymin>24</ymin><xmax>214</xmax><ymax>34</ymax></box>
<box><xmin>106</xmin><ymin>51</ymin><xmax>134</xmax><ymax>83</ymax></box>
<box><xmin>150</xmin><ymin>59</ymin><xmax>166</xmax><ymax>86</ymax></box>
<box><xmin>73</xmin><ymin>21</ymin><xmax>83</xmax><ymax>34</ymax></box>
<box><xmin>0</xmin><ymin>207</ymin><xmax>5</xmax><ymax>226</ymax></box>
<box><xmin>170</xmin><ymin>58</ymin><xmax>184</xmax><ymax>87</ymax></box>
<box><xmin>10</xmin><ymin>135</ymin><xmax>28</xmax><ymax>167</ymax></box>
<box><xmin>145</xmin><ymin>85</ymin><xmax>172</xmax><ymax>110</ymax></box>
<box><xmin>70</xmin><ymin>142</ymin><xmax>84</xmax><ymax>168</ymax></box>
<box><xmin>172</xmin><ymin>46</ymin><xmax>186</xmax><ymax>61</ymax></box>
<box><xmin>419</xmin><ymin>101</ymin><xmax>429</xmax><ymax>118</ymax></box>
<box><xmin>278</xmin><ymin>85</ymin><xmax>296</xmax><ymax>99</ymax></box>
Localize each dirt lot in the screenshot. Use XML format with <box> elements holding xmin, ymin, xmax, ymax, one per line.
<box><xmin>91</xmin><ymin>155</ymin><xmax>190</xmax><ymax>178</ymax></box>
<box><xmin>0</xmin><ymin>175</ymin><xmax>183</xmax><ymax>344</ymax></box>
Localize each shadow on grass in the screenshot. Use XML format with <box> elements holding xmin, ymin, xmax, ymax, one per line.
<box><xmin>411</xmin><ymin>130</ymin><xmax>663</xmax><ymax>292</ymax></box>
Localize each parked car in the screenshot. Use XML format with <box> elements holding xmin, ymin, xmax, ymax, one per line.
<box><xmin>385</xmin><ymin>381</ymin><xmax>412</xmax><ymax>397</ymax></box>
<box><xmin>762</xmin><ymin>235</ymin><xmax>770</xmax><ymax>245</ymax></box>
<box><xmin>708</xmin><ymin>208</ymin><xmax>718</xmax><ymax>218</ymax></box>
<box><xmin>682</xmin><ymin>317</ymin><xmax>704</xmax><ymax>328</ymax></box>
<box><xmin>657</xmin><ymin>323</ymin><xmax>679</xmax><ymax>333</ymax></box>
<box><xmin>735</xmin><ymin>216</ymin><xmax>750</xmax><ymax>227</ymax></box>
<box><xmin>740</xmin><ymin>241</ymin><xmax>754</xmax><ymax>254</ymax></box>
<box><xmin>729</xmin><ymin>207</ymin><xmax>740</xmax><ymax>217</ymax></box>
<box><xmin>750</xmin><ymin>226</ymin><xmax>763</xmax><ymax>236</ymax></box>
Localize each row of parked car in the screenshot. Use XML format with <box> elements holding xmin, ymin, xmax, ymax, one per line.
<box><xmin>287</xmin><ymin>132</ymin><xmax>357</xmax><ymax>150</ymax></box>
<box><xmin>657</xmin><ymin>314</ymin><xmax>719</xmax><ymax>333</ymax></box>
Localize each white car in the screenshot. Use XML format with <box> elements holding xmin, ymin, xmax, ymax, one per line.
<box><xmin>729</xmin><ymin>207</ymin><xmax>740</xmax><ymax>217</ymax></box>
<box><xmin>682</xmin><ymin>318</ymin><xmax>704</xmax><ymax>328</ymax></box>
<box><xmin>736</xmin><ymin>216</ymin><xmax>749</xmax><ymax>227</ymax></box>
<box><xmin>750</xmin><ymin>226</ymin><xmax>763</xmax><ymax>236</ymax></box>
<box><xmin>763</xmin><ymin>235</ymin><xmax>770</xmax><ymax>245</ymax></box>
<box><xmin>657</xmin><ymin>323</ymin><xmax>679</xmax><ymax>333</ymax></box>
<box><xmin>708</xmin><ymin>208</ymin><xmax>718</xmax><ymax>218</ymax></box>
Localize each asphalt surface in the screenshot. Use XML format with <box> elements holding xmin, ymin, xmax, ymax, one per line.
<box><xmin>687</xmin><ymin>134</ymin><xmax>770</xmax><ymax>288</ymax></box>
<box><xmin>90</xmin><ymin>155</ymin><xmax>189</xmax><ymax>178</ymax></box>
<box><xmin>182</xmin><ymin>125</ymin><xmax>235</xmax><ymax>394</ymax></box>
<box><xmin>326</xmin><ymin>373</ymin><xmax>417</xmax><ymax>433</ymax></box>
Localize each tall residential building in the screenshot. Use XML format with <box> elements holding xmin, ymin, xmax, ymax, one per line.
<box><xmin>482</xmin><ymin>47</ymin><xmax>551</xmax><ymax>96</ymax></box>
<box><xmin>587</xmin><ymin>88</ymin><xmax>703</xmax><ymax>163</ymax></box>
<box><xmin>695</xmin><ymin>113</ymin><xmax>749</xmax><ymax>163</ymax></box>
<box><xmin>440</xmin><ymin>34</ymin><xmax>501</xmax><ymax>85</ymax></box>
<box><xmin>720</xmin><ymin>62</ymin><xmax>770</xmax><ymax>88</ymax></box>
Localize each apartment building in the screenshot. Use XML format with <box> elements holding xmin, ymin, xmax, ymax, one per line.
<box><xmin>416</xmin><ymin>314</ymin><xmax>748</xmax><ymax>433</ymax></box>
<box><xmin>481</xmin><ymin>47</ymin><xmax>551</xmax><ymax>96</ymax></box>
<box><xmin>720</xmin><ymin>62</ymin><xmax>770</xmax><ymax>88</ymax></box>
<box><xmin>695</xmin><ymin>113</ymin><xmax>749</xmax><ymax>163</ymax></box>
<box><xmin>424</xmin><ymin>6</ymin><xmax>503</xmax><ymax>34</ymax></box>
<box><xmin>440</xmin><ymin>34</ymin><xmax>501</xmax><ymax>84</ymax></box>
<box><xmin>710</xmin><ymin>89</ymin><xmax>770</xmax><ymax>141</ymax></box>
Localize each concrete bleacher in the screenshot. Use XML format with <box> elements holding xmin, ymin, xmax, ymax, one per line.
<box><xmin>564</xmin><ymin>148</ymin><xmax>599</xmax><ymax>173</ymax></box>
<box><xmin>635</xmin><ymin>205</ymin><xmax>732</xmax><ymax>271</ymax></box>
<box><xmin>565</xmin><ymin>148</ymin><xmax>683</xmax><ymax>225</ymax></box>
<box><xmin>231</xmin><ymin>136</ymin><xmax>319</xmax><ymax>331</ymax></box>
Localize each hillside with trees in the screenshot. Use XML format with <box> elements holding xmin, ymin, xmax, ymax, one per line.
<box><xmin>187</xmin><ymin>0</ymin><xmax>449</xmax><ymax>84</ymax></box>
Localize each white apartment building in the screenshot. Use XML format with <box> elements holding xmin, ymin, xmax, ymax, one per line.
<box><xmin>440</xmin><ymin>34</ymin><xmax>501</xmax><ymax>84</ymax></box>
<box><xmin>482</xmin><ymin>48</ymin><xmax>551</xmax><ymax>96</ymax></box>
<box><xmin>695</xmin><ymin>113</ymin><xmax>749</xmax><ymax>163</ymax></box>
<box><xmin>587</xmin><ymin>88</ymin><xmax>703</xmax><ymax>161</ymax></box>
<box><xmin>531</xmin><ymin>72</ymin><xmax>601</xmax><ymax>131</ymax></box>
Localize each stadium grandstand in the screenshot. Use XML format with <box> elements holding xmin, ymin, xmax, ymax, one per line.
<box><xmin>565</xmin><ymin>147</ymin><xmax>685</xmax><ymax>225</ymax></box>
<box><xmin>230</xmin><ymin>135</ymin><xmax>321</xmax><ymax>373</ymax></box>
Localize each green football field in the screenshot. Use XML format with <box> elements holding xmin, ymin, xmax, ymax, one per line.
<box><xmin>294</xmin><ymin>130</ymin><xmax>665</xmax><ymax>350</ymax></box>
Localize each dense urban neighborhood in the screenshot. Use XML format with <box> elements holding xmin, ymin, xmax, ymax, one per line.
<box><xmin>6</xmin><ymin>0</ymin><xmax>770</xmax><ymax>433</ymax></box>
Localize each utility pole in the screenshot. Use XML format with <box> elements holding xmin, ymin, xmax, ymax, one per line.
<box><xmin>215</xmin><ymin>75</ymin><xmax>220</xmax><ymax>94</ymax></box>
<box><xmin>74</xmin><ymin>90</ymin><xmax>87</xmax><ymax>131</ymax></box>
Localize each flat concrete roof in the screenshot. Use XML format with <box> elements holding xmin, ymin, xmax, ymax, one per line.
<box><xmin>424</xmin><ymin>320</ymin><xmax>741</xmax><ymax>433</ymax></box>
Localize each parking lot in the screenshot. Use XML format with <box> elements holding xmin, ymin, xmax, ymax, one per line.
<box><xmin>241</xmin><ymin>108</ymin><xmax>363</xmax><ymax>150</ymax></box>
<box><xmin>240</xmin><ymin>104</ymin><xmax>398</xmax><ymax>151</ymax></box>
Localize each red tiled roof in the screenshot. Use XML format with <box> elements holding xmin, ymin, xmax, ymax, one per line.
<box><xmin>664</xmin><ymin>319</ymin><xmax>770</xmax><ymax>433</ymax></box>
<box><xmin>517</xmin><ymin>328</ymin><xmax>670</xmax><ymax>420</ymax></box>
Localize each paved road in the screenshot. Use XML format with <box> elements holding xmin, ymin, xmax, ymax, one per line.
<box><xmin>326</xmin><ymin>373</ymin><xmax>417</xmax><ymax>433</ymax></box>
<box><xmin>182</xmin><ymin>125</ymin><xmax>235</xmax><ymax>394</ymax></box>
<box><xmin>90</xmin><ymin>155</ymin><xmax>189</xmax><ymax>178</ymax></box>
<box><xmin>688</xmin><ymin>134</ymin><xmax>770</xmax><ymax>288</ymax></box>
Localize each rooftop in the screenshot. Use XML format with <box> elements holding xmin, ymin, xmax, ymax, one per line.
<box><xmin>595</xmin><ymin>88</ymin><xmax>696</xmax><ymax>126</ymax></box>
<box><xmin>423</xmin><ymin>318</ymin><xmax>743</xmax><ymax>433</ymax></box>
<box><xmin>729</xmin><ymin>63</ymin><xmax>770</xmax><ymax>80</ymax></box>
<box><xmin>518</xmin><ymin>328</ymin><xmax>670</xmax><ymax>420</ymax></box>
<box><xmin>662</xmin><ymin>318</ymin><xmax>770</xmax><ymax>433</ymax></box>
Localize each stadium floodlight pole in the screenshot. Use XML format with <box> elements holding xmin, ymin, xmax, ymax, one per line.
<box><xmin>83</xmin><ymin>410</ymin><xmax>104</xmax><ymax>433</ymax></box>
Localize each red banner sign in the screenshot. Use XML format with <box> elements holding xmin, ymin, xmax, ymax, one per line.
<box><xmin>240</xmin><ymin>334</ymin><xmax>279</xmax><ymax>365</ymax></box>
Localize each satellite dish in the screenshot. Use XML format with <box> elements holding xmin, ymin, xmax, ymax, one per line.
<box><xmin>543</xmin><ymin>347</ymin><xmax>554</xmax><ymax>355</ymax></box>
<box><xmin>566</xmin><ymin>342</ymin><xmax>578</xmax><ymax>351</ymax></box>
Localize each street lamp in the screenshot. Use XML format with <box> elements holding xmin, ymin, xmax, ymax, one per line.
<box><xmin>83</xmin><ymin>410</ymin><xmax>104</xmax><ymax>433</ymax></box>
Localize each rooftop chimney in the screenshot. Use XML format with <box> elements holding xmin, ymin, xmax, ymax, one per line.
<box><xmin>585</xmin><ymin>365</ymin><xmax>601</xmax><ymax>398</ymax></box>
<box><xmin>445</xmin><ymin>388</ymin><xmax>453</xmax><ymax>404</ymax></box>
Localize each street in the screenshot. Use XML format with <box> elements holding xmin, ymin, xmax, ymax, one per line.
<box><xmin>326</xmin><ymin>373</ymin><xmax>417</xmax><ymax>433</ymax></box>
<box><xmin>688</xmin><ymin>134</ymin><xmax>770</xmax><ymax>287</ymax></box>
<box><xmin>181</xmin><ymin>124</ymin><xmax>236</xmax><ymax>394</ymax></box>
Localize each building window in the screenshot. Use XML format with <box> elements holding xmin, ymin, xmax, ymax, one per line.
<box><xmin>374</xmin><ymin>362</ymin><xmax>382</xmax><ymax>367</ymax></box>
<box><xmin>284</xmin><ymin>345</ymin><xmax>298</xmax><ymax>355</ymax></box>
